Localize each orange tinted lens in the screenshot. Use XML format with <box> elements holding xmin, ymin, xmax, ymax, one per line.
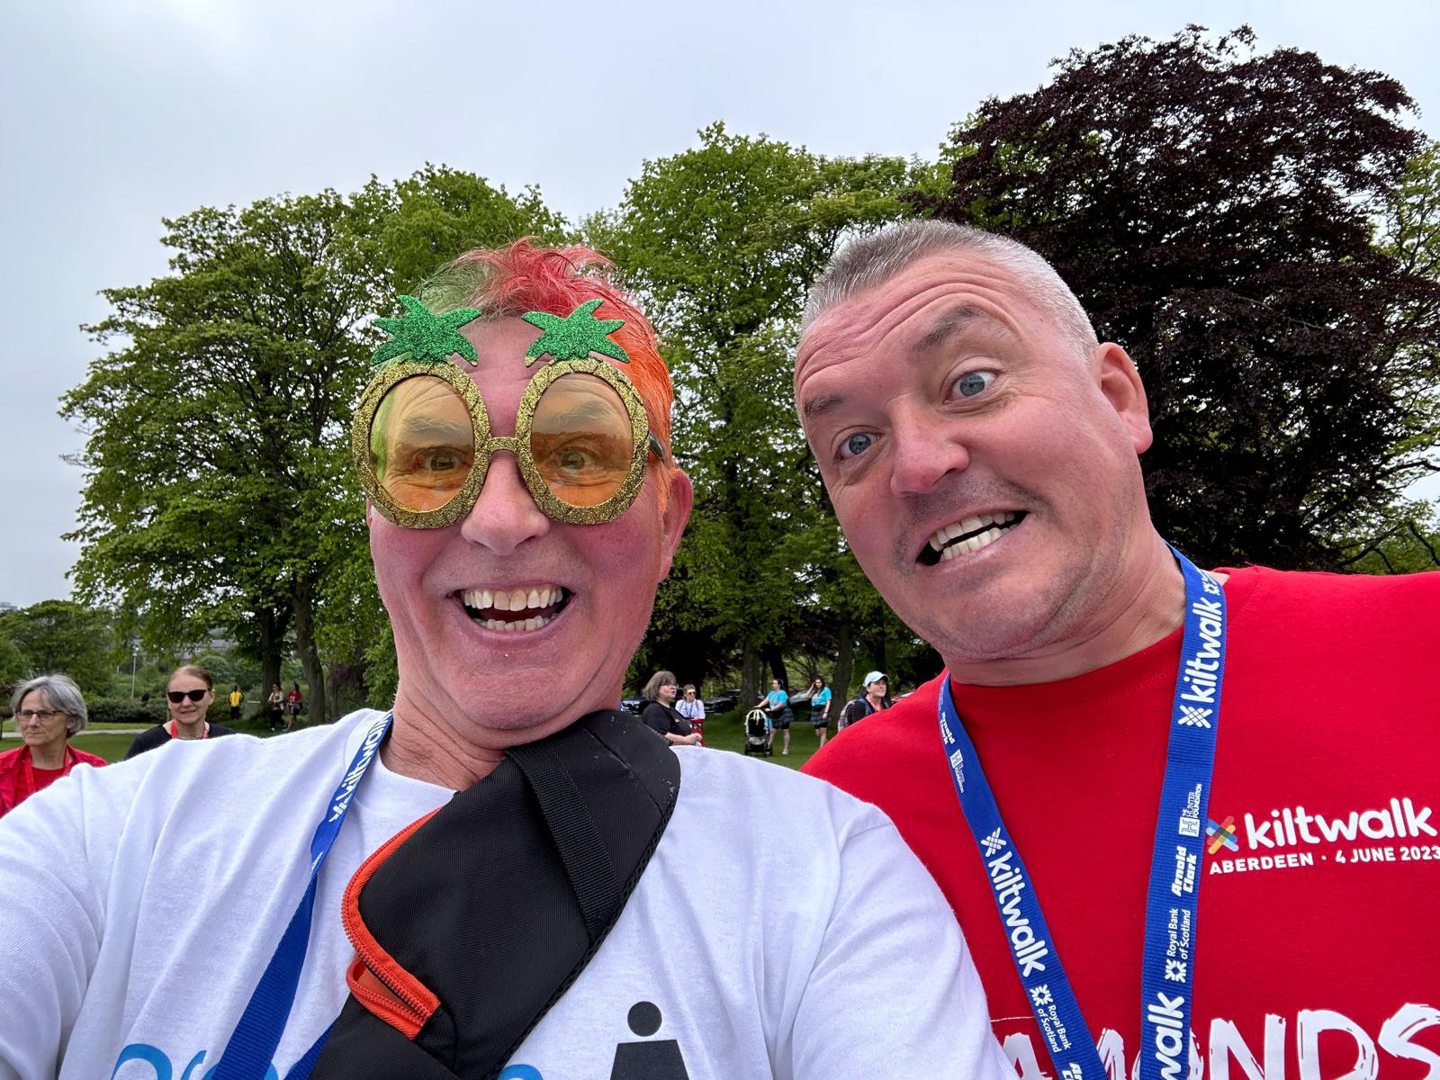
<box><xmin>370</xmin><ymin>375</ymin><xmax>475</xmax><ymax>512</ymax></box>
<box><xmin>530</xmin><ymin>373</ymin><xmax>637</xmax><ymax>507</ymax></box>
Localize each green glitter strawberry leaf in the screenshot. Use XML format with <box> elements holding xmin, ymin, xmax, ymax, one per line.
<box><xmin>521</xmin><ymin>299</ymin><xmax>630</xmax><ymax>367</ymax></box>
<box><xmin>371</xmin><ymin>296</ymin><xmax>481</xmax><ymax>368</ymax></box>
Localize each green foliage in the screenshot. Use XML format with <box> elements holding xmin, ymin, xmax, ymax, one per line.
<box><xmin>591</xmin><ymin>123</ymin><xmax>921</xmax><ymax>698</ymax></box>
<box><xmin>381</xmin><ymin>165</ymin><xmax>570</xmax><ymax>293</ymax></box>
<box><xmin>86</xmin><ymin>697</ymin><xmax>166</xmax><ymax>727</ymax></box>
<box><xmin>0</xmin><ymin>633</ymin><xmax>29</xmax><ymax>688</ymax></box>
<box><xmin>0</xmin><ymin>600</ymin><xmax>119</xmax><ymax>695</ymax></box>
<box><xmin>1338</xmin><ymin>504</ymin><xmax>1440</xmax><ymax>574</ymax></box>
<box><xmin>922</xmin><ymin>27</ymin><xmax>1440</xmax><ymax>568</ymax></box>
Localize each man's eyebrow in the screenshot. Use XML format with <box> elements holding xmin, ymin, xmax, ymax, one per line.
<box><xmin>912</xmin><ymin>304</ymin><xmax>1012</xmax><ymax>353</ymax></box>
<box><xmin>800</xmin><ymin>392</ymin><xmax>847</xmax><ymax>422</ymax></box>
<box><xmin>395</xmin><ymin>416</ymin><xmax>471</xmax><ymax>442</ymax></box>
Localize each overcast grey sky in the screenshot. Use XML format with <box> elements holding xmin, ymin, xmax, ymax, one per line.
<box><xmin>3</xmin><ymin>0</ymin><xmax>1438</xmax><ymax>608</ymax></box>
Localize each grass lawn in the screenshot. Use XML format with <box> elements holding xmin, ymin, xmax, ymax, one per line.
<box><xmin>61</xmin><ymin>712</ymin><xmax>833</xmax><ymax>769</ymax></box>
<box><xmin>67</xmin><ymin>733</ymin><xmax>143</xmax><ymax>763</ymax></box>
<box><xmin>694</xmin><ymin>710</ymin><xmax>827</xmax><ymax>771</ymax></box>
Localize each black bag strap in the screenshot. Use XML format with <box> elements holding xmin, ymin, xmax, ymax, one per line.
<box><xmin>506</xmin><ymin>739</ymin><xmax>622</xmax><ymax>943</ymax></box>
<box><xmin>312</xmin><ymin>711</ymin><xmax>680</xmax><ymax>1080</ymax></box>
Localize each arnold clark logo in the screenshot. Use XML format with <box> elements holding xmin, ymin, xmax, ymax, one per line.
<box><xmin>1205</xmin><ymin>796</ymin><xmax>1435</xmax><ymax>872</ymax></box>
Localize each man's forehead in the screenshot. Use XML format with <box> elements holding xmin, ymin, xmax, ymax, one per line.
<box><xmin>458</xmin><ymin>316</ymin><xmax>541</xmax><ymax>363</ymax></box>
<box><xmin>797</xmin><ymin>252</ymin><xmax>1026</xmax><ymax>372</ymax></box>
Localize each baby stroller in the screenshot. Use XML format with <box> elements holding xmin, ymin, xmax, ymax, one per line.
<box><xmin>743</xmin><ymin>708</ymin><xmax>773</xmax><ymax>756</ymax></box>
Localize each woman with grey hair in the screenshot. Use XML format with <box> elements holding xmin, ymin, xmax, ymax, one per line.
<box><xmin>0</xmin><ymin>674</ymin><xmax>105</xmax><ymax>818</ymax></box>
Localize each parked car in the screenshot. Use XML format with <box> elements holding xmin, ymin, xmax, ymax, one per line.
<box><xmin>620</xmin><ymin>697</ymin><xmax>646</xmax><ymax>715</ymax></box>
<box><xmin>702</xmin><ymin>688</ymin><xmax>741</xmax><ymax>713</ymax></box>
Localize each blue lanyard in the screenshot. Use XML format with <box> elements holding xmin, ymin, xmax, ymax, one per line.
<box><xmin>937</xmin><ymin>550</ymin><xmax>1226</xmax><ymax>1080</ymax></box>
<box><xmin>210</xmin><ymin>713</ymin><xmax>393</xmax><ymax>1080</ymax></box>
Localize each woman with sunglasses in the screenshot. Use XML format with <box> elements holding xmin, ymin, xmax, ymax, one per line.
<box><xmin>123</xmin><ymin>664</ymin><xmax>238</xmax><ymax>760</ymax></box>
<box><xmin>0</xmin><ymin>674</ymin><xmax>105</xmax><ymax>818</ymax></box>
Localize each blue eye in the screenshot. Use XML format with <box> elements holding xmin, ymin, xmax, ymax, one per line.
<box><xmin>841</xmin><ymin>432</ymin><xmax>875</xmax><ymax>459</ymax></box>
<box><xmin>955</xmin><ymin>371</ymin><xmax>994</xmax><ymax>398</ymax></box>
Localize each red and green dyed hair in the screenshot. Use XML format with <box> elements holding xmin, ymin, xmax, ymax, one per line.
<box><xmin>418</xmin><ymin>241</ymin><xmax>674</xmax><ymax>464</ymax></box>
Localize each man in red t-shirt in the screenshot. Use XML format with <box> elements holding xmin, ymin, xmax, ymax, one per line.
<box><xmin>795</xmin><ymin>220</ymin><xmax>1440</xmax><ymax>1079</ymax></box>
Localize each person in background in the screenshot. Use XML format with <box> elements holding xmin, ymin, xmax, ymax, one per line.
<box><xmin>674</xmin><ymin>684</ymin><xmax>706</xmax><ymax>746</ymax></box>
<box><xmin>124</xmin><ymin>664</ymin><xmax>238</xmax><ymax>760</ymax></box>
<box><xmin>0</xmin><ymin>675</ymin><xmax>105</xmax><ymax>818</ymax></box>
<box><xmin>640</xmin><ymin>671</ymin><xmax>702</xmax><ymax>746</ymax></box>
<box><xmin>837</xmin><ymin>672</ymin><xmax>889</xmax><ymax>732</ymax></box>
<box><xmin>266</xmin><ymin>684</ymin><xmax>285</xmax><ymax>731</ymax></box>
<box><xmin>228</xmin><ymin>684</ymin><xmax>244</xmax><ymax>726</ymax></box>
<box><xmin>806</xmin><ymin>677</ymin><xmax>832</xmax><ymax>747</ymax></box>
<box><xmin>285</xmin><ymin>683</ymin><xmax>304</xmax><ymax>732</ymax></box>
<box><xmin>755</xmin><ymin>678</ymin><xmax>793</xmax><ymax>755</ymax></box>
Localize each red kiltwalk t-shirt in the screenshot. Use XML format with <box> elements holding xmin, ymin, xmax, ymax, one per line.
<box><xmin>805</xmin><ymin>567</ymin><xmax>1440</xmax><ymax>1079</ymax></box>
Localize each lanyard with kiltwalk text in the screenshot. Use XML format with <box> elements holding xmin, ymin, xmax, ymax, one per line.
<box><xmin>937</xmin><ymin>549</ymin><xmax>1226</xmax><ymax>1080</ymax></box>
<box><xmin>210</xmin><ymin>712</ymin><xmax>393</xmax><ymax>1080</ymax></box>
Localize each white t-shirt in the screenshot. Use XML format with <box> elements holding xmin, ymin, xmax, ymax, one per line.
<box><xmin>0</xmin><ymin>711</ymin><xmax>1007</xmax><ymax>1079</ymax></box>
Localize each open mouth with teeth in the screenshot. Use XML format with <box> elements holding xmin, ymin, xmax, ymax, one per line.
<box><xmin>460</xmin><ymin>586</ymin><xmax>571</xmax><ymax>632</ymax></box>
<box><xmin>919</xmin><ymin>511</ymin><xmax>1026</xmax><ymax>565</ymax></box>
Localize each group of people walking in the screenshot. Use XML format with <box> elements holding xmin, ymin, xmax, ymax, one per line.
<box><xmin>763</xmin><ymin>672</ymin><xmax>893</xmax><ymax>752</ymax></box>
<box><xmin>635</xmin><ymin>670</ymin><xmax>891</xmax><ymax>758</ymax></box>
<box><xmin>264</xmin><ymin>683</ymin><xmax>306</xmax><ymax>731</ymax></box>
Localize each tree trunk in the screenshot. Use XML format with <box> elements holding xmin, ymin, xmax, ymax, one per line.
<box><xmin>759</xmin><ymin>643</ymin><xmax>788</xmax><ymax>691</ymax></box>
<box><xmin>833</xmin><ymin>615</ymin><xmax>855</xmax><ymax>701</ymax></box>
<box><xmin>292</xmin><ymin>574</ymin><xmax>328</xmax><ymax>725</ymax></box>
<box><xmin>256</xmin><ymin>608</ymin><xmax>286</xmax><ymax>712</ymax></box>
<box><xmin>327</xmin><ymin>661</ymin><xmax>367</xmax><ymax>718</ymax></box>
<box><xmin>740</xmin><ymin>642</ymin><xmax>762</xmax><ymax>711</ymax></box>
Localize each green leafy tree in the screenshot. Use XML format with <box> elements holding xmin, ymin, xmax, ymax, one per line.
<box><xmin>381</xmin><ymin>164</ymin><xmax>570</xmax><ymax>292</ymax></box>
<box><xmin>1341</xmin><ymin>506</ymin><xmax>1440</xmax><ymax>574</ymax></box>
<box><xmin>919</xmin><ymin>27</ymin><xmax>1440</xmax><ymax>569</ymax></box>
<box><xmin>0</xmin><ymin>600</ymin><xmax>118</xmax><ymax>695</ymax></box>
<box><xmin>0</xmin><ymin>632</ymin><xmax>33</xmax><ymax>690</ymax></box>
<box><xmin>591</xmin><ymin>123</ymin><xmax>920</xmax><ymax>699</ymax></box>
<box><xmin>63</xmin><ymin>171</ymin><xmax>563</xmax><ymax>720</ymax></box>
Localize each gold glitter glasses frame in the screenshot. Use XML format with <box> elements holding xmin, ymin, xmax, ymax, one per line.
<box><xmin>352</xmin><ymin>357</ymin><xmax>666</xmax><ymax>529</ymax></box>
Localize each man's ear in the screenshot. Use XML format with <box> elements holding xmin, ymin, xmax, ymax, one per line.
<box><xmin>657</xmin><ymin>467</ymin><xmax>694</xmax><ymax>579</ymax></box>
<box><xmin>1093</xmin><ymin>342</ymin><xmax>1153</xmax><ymax>454</ymax></box>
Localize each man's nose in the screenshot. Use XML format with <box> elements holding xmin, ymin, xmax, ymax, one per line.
<box><xmin>889</xmin><ymin>408</ymin><xmax>972</xmax><ymax>497</ymax></box>
<box><xmin>459</xmin><ymin>449</ymin><xmax>551</xmax><ymax>553</ymax></box>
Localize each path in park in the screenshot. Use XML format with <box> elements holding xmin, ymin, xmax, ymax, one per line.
<box><xmin>1</xmin><ymin>729</ymin><xmax>149</xmax><ymax>739</ymax></box>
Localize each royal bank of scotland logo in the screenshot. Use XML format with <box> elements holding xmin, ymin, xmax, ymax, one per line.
<box><xmin>1030</xmin><ymin>985</ymin><xmax>1053</xmax><ymax>1007</ymax></box>
<box><xmin>981</xmin><ymin>828</ymin><xmax>1006</xmax><ymax>857</ymax></box>
<box><xmin>1164</xmin><ymin>959</ymin><xmax>1188</xmax><ymax>982</ymax></box>
<box><xmin>1062</xmin><ymin>1066</ymin><xmax>1084</xmax><ymax>1080</ymax></box>
<box><xmin>1178</xmin><ymin>705</ymin><xmax>1213</xmax><ymax>728</ymax></box>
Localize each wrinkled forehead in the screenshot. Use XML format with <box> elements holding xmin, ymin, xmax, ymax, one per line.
<box><xmin>449</xmin><ymin>316</ymin><xmax>645</xmax><ymax>429</ymax></box>
<box><xmin>451</xmin><ymin>317</ymin><xmax>547</xmax><ymax>422</ymax></box>
<box><xmin>795</xmin><ymin>252</ymin><xmax>1037</xmax><ymax>384</ymax></box>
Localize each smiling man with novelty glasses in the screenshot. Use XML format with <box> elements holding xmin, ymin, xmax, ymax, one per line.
<box><xmin>0</xmin><ymin>241</ymin><xmax>1007</xmax><ymax>1080</ymax></box>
